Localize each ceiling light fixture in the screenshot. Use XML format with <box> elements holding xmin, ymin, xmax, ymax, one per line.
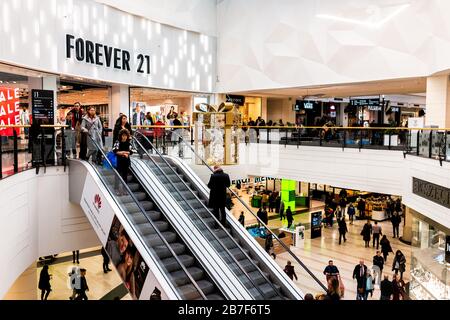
<box><xmin>316</xmin><ymin>4</ymin><xmax>410</xmax><ymax>29</ymax></box>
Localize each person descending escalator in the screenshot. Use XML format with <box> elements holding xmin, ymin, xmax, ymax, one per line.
<box><xmin>113</xmin><ymin>129</ymin><xmax>133</xmax><ymax>196</ymax></box>
<box><xmin>207</xmin><ymin>165</ymin><xmax>231</xmax><ymax>227</ymax></box>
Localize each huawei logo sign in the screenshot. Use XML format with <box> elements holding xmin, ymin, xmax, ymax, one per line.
<box><xmin>94</xmin><ymin>194</ymin><xmax>102</xmax><ymax>209</ymax></box>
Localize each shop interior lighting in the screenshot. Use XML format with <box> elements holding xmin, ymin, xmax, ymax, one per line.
<box><xmin>316</xmin><ymin>4</ymin><xmax>410</xmax><ymax>28</ymax></box>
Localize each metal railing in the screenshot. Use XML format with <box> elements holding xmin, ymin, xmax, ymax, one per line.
<box><xmin>132</xmin><ymin>130</ymin><xmax>283</xmax><ymax>299</ymax></box>
<box><xmin>85</xmin><ymin>134</ymin><xmax>209</xmax><ymax>300</ymax></box>
<box><xmin>170</xmin><ymin>130</ymin><xmax>329</xmax><ymax>294</ymax></box>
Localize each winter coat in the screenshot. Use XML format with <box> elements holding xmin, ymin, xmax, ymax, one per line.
<box><xmin>38</xmin><ymin>268</ymin><xmax>51</xmax><ymax>290</ymax></box>
<box><xmin>338</xmin><ymin>220</ymin><xmax>348</xmax><ymax>234</ymax></box>
<box><xmin>380</xmin><ymin>237</ymin><xmax>393</xmax><ymax>255</ymax></box>
<box><xmin>360</xmin><ymin>223</ymin><xmax>372</xmax><ymax>241</ymax></box>
<box><xmin>81</xmin><ymin>115</ymin><xmax>103</xmax><ymax>150</ymax></box>
<box><xmin>207</xmin><ymin>169</ymin><xmax>231</xmax><ymax>208</ymax></box>
<box><xmin>392</xmin><ymin>253</ymin><xmax>406</xmax><ymax>273</ymax></box>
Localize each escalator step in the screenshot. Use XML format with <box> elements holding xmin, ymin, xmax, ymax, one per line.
<box><xmin>161</xmin><ymin>255</ymin><xmax>195</xmax><ymax>272</ymax></box>
<box><xmin>153</xmin><ymin>242</ymin><xmax>186</xmax><ymax>259</ymax></box>
<box><xmin>258</xmin><ymin>283</ymin><xmax>281</xmax><ymax>299</ymax></box>
<box><xmin>229</xmin><ymin>258</ymin><xmax>259</xmax><ymax>273</ymax></box>
<box><xmin>128</xmin><ymin>183</ymin><xmax>140</xmax><ymax>192</ymax></box>
<box><xmin>135</xmin><ymin>221</ymin><xmax>169</xmax><ymax>235</ymax></box>
<box><xmin>170</xmin><ymin>266</ymin><xmax>204</xmax><ymax>286</ymax></box>
<box><xmin>144</xmin><ymin>231</ymin><xmax>177</xmax><ymax>246</ymax></box>
<box><xmin>117</xmin><ymin>192</ymin><xmax>147</xmax><ymax>203</ymax></box>
<box><xmin>178</xmin><ymin>280</ymin><xmax>215</xmax><ymax>300</ymax></box>
<box><xmin>140</xmin><ymin>201</ymin><xmax>154</xmax><ymax>211</ymax></box>
<box><xmin>145</xmin><ymin>210</ymin><xmax>161</xmax><ymax>221</ymax></box>
<box><xmin>205</xmin><ymin>294</ymin><xmax>224</xmax><ymax>300</ymax></box>
<box><xmin>247</xmin><ymin>270</ymin><xmax>270</xmax><ymax>286</ymax></box>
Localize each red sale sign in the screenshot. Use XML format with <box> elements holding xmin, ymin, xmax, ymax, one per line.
<box><xmin>0</xmin><ymin>87</ymin><xmax>20</xmax><ymax>136</ymax></box>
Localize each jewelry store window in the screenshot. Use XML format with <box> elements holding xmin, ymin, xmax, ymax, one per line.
<box><xmin>410</xmin><ymin>217</ymin><xmax>450</xmax><ymax>300</ymax></box>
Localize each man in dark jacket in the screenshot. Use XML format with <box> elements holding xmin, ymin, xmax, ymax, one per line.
<box><xmin>75</xmin><ymin>268</ymin><xmax>89</xmax><ymax>300</ymax></box>
<box><xmin>391</xmin><ymin>212</ymin><xmax>401</xmax><ymax>238</ymax></box>
<box><xmin>352</xmin><ymin>260</ymin><xmax>368</xmax><ymax>300</ymax></box>
<box><xmin>338</xmin><ymin>217</ymin><xmax>348</xmax><ymax>245</ymax></box>
<box><xmin>283</xmin><ymin>261</ymin><xmax>298</xmax><ymax>281</ymax></box>
<box><xmin>372</xmin><ymin>250</ymin><xmax>385</xmax><ymax>285</ymax></box>
<box><xmin>101</xmin><ymin>247</ymin><xmax>112</xmax><ymax>273</ymax></box>
<box><xmin>207</xmin><ymin>166</ymin><xmax>231</xmax><ymax>227</ymax></box>
<box><xmin>380</xmin><ymin>275</ymin><xmax>393</xmax><ymax>300</ymax></box>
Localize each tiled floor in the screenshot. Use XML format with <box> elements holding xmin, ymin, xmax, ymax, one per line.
<box><xmin>273</xmin><ymin>217</ymin><xmax>411</xmax><ymax>300</ymax></box>
<box><xmin>36</xmin><ymin>248</ymin><xmax>131</xmax><ymax>300</ymax></box>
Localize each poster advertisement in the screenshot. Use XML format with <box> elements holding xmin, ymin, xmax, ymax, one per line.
<box><xmin>106</xmin><ymin>216</ymin><xmax>149</xmax><ymax>299</ymax></box>
<box><xmin>311</xmin><ymin>211</ymin><xmax>322</xmax><ymax>239</ymax></box>
<box><xmin>408</xmin><ymin>117</ymin><xmax>425</xmax><ymax>148</ymax></box>
<box><xmin>131</xmin><ymin>101</ymin><xmax>146</xmax><ymax>125</ymax></box>
<box><xmin>0</xmin><ymin>87</ymin><xmax>20</xmax><ymax>136</ymax></box>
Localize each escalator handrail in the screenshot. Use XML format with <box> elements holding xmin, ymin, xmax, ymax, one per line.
<box><xmin>171</xmin><ymin>130</ymin><xmax>328</xmax><ymax>292</ymax></box>
<box><xmin>133</xmin><ymin>131</ymin><xmax>279</xmax><ymax>299</ymax></box>
<box><xmin>86</xmin><ymin>134</ymin><xmax>209</xmax><ymax>300</ymax></box>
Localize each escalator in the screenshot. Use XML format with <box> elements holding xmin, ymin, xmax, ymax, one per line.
<box><xmin>69</xmin><ymin>135</ymin><xmax>252</xmax><ymax>300</ymax></box>
<box><xmin>132</xmin><ymin>132</ymin><xmax>306</xmax><ymax>300</ymax></box>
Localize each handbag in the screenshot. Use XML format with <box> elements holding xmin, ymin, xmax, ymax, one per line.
<box><xmin>103</xmin><ymin>151</ymin><xmax>117</xmax><ymax>169</ymax></box>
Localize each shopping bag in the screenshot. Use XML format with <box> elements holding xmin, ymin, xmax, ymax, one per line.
<box><xmin>103</xmin><ymin>151</ymin><xmax>117</xmax><ymax>169</ymax></box>
<box><xmin>338</xmin><ymin>275</ymin><xmax>345</xmax><ymax>298</ymax></box>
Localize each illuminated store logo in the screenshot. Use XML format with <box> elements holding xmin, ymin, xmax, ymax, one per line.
<box><xmin>66</xmin><ymin>34</ymin><xmax>151</xmax><ymax>74</ymax></box>
<box><xmin>304</xmin><ymin>102</ymin><xmax>314</xmax><ymax>110</ymax></box>
<box><xmin>94</xmin><ymin>194</ymin><xmax>102</xmax><ymax>210</ymax></box>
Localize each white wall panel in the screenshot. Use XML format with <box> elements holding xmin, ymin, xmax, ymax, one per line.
<box><xmin>95</xmin><ymin>0</ymin><xmax>217</xmax><ymax>37</ymax></box>
<box><xmin>0</xmin><ymin>168</ymin><xmax>98</xmax><ymax>298</ymax></box>
<box><xmin>0</xmin><ymin>0</ymin><xmax>216</xmax><ymax>92</ymax></box>
<box><xmin>217</xmin><ymin>0</ymin><xmax>450</xmax><ymax>92</ymax></box>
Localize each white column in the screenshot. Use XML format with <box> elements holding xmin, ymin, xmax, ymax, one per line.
<box><xmin>3</xmin><ymin>263</ymin><xmax>37</xmax><ymax>300</ymax></box>
<box><xmin>42</xmin><ymin>76</ymin><xmax>58</xmax><ymax>125</ymax></box>
<box><xmin>111</xmin><ymin>85</ymin><xmax>130</xmax><ymax>126</ymax></box>
<box><xmin>425</xmin><ymin>75</ymin><xmax>450</xmax><ymax>128</ymax></box>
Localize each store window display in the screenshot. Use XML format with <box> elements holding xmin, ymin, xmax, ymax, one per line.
<box><xmin>410</xmin><ymin>218</ymin><xmax>450</xmax><ymax>300</ymax></box>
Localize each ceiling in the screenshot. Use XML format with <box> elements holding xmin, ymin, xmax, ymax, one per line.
<box><xmin>230</xmin><ymin>77</ymin><xmax>427</xmax><ymax>99</ymax></box>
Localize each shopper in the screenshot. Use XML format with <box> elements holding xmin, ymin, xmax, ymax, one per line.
<box><xmin>286</xmin><ymin>206</ymin><xmax>293</xmax><ymax>228</ymax></box>
<box><xmin>325</xmin><ymin>277</ymin><xmax>341</xmax><ymax>301</ymax></box>
<box><xmin>372</xmin><ymin>221</ymin><xmax>382</xmax><ymax>249</ymax></box>
<box><xmin>347</xmin><ymin>203</ymin><xmax>355</xmax><ymax>224</ymax></box>
<box><xmin>261</xmin><ymin>206</ymin><xmax>269</xmax><ymax>225</ymax></box>
<box><xmin>380</xmin><ymin>275</ymin><xmax>393</xmax><ymax>300</ymax></box>
<box><xmin>357</xmin><ymin>198</ymin><xmax>366</xmax><ymax>218</ymax></box>
<box><xmin>268</xmin><ymin>193</ymin><xmax>276</xmax><ymax>213</ymax></box>
<box><xmin>337</xmin><ymin>217</ymin><xmax>348</xmax><ymax>245</ymax></box>
<box><xmin>69</xmin><ymin>266</ymin><xmax>80</xmax><ymax>300</ymax></box>
<box><xmin>392</xmin><ymin>274</ymin><xmax>404</xmax><ymax>301</ymax></box>
<box><xmin>391</xmin><ymin>211</ymin><xmax>401</xmax><ymax>238</ymax></box>
<box><xmin>207</xmin><ymin>166</ymin><xmax>231</xmax><ymax>227</ymax></box>
<box><xmin>283</xmin><ymin>261</ymin><xmax>298</xmax><ymax>281</ymax></box>
<box><xmin>352</xmin><ymin>260</ymin><xmax>368</xmax><ymax>300</ymax></box>
<box><xmin>101</xmin><ymin>247</ymin><xmax>112</xmax><ymax>273</ymax></box>
<box><xmin>365</xmin><ymin>270</ymin><xmax>374</xmax><ymax>299</ymax></box>
<box><xmin>372</xmin><ymin>251</ymin><xmax>384</xmax><ymax>286</ymax></box>
<box><xmin>395</xmin><ymin>198</ymin><xmax>402</xmax><ymax>214</ymax></box>
<box><xmin>75</xmin><ymin>268</ymin><xmax>89</xmax><ymax>300</ymax></box>
<box><xmin>264</xmin><ymin>230</ymin><xmax>276</xmax><ymax>259</ymax></box>
<box><xmin>360</xmin><ymin>220</ymin><xmax>372</xmax><ymax>248</ymax></box>
<box><xmin>113</xmin><ymin>129</ymin><xmax>133</xmax><ymax>195</ymax></box>
<box><xmin>113</xmin><ymin>114</ymin><xmax>132</xmax><ymax>147</ymax></box>
<box><xmin>380</xmin><ymin>235</ymin><xmax>393</xmax><ymax>263</ymax></box>
<box><xmin>64</xmin><ymin>112</ymin><xmax>77</xmax><ymax>158</ymax></box>
<box><xmin>392</xmin><ymin>250</ymin><xmax>406</xmax><ymax>280</ymax></box>
<box><xmin>38</xmin><ymin>265</ymin><xmax>52</xmax><ymax>300</ymax></box>
<box><xmin>72</xmin><ymin>250</ymin><xmax>80</xmax><ymax>264</ymax></box>
<box><xmin>238</xmin><ymin>211</ymin><xmax>245</xmax><ymax>227</ymax></box>
<box><xmin>279</xmin><ymin>200</ymin><xmax>285</xmax><ymax>220</ymax></box>
<box><xmin>323</xmin><ymin>260</ymin><xmax>340</xmax><ymax>283</ymax></box>
<box><xmin>81</xmin><ymin>106</ymin><xmax>103</xmax><ymax>162</ymax></box>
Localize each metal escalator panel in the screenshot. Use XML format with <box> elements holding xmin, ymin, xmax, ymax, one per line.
<box><xmin>164</xmin><ymin>131</ymin><xmax>328</xmax><ymax>298</ymax></box>
<box><xmin>133</xmin><ymin>131</ymin><xmax>285</xmax><ymax>300</ymax></box>
<box><xmin>72</xmin><ymin>135</ymin><xmax>224</xmax><ymax>300</ymax></box>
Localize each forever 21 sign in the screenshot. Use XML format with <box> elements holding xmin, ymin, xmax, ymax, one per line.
<box><xmin>65</xmin><ymin>34</ymin><xmax>150</xmax><ymax>74</ymax></box>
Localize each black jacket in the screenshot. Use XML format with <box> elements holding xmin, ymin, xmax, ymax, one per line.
<box><xmin>338</xmin><ymin>220</ymin><xmax>348</xmax><ymax>233</ymax></box>
<box><xmin>380</xmin><ymin>279</ymin><xmax>393</xmax><ymax>297</ymax></box>
<box><xmin>373</xmin><ymin>255</ymin><xmax>385</xmax><ymax>270</ymax></box>
<box><xmin>286</xmin><ymin>208</ymin><xmax>293</xmax><ymax>222</ymax></box>
<box><xmin>380</xmin><ymin>237</ymin><xmax>393</xmax><ymax>254</ymax></box>
<box><xmin>353</xmin><ymin>264</ymin><xmax>368</xmax><ymax>284</ymax></box>
<box><xmin>113</xmin><ymin>123</ymin><xmax>132</xmax><ymax>145</ymax></box>
<box><xmin>38</xmin><ymin>269</ymin><xmax>51</xmax><ymax>290</ymax></box>
<box><xmin>207</xmin><ymin>169</ymin><xmax>231</xmax><ymax>208</ymax></box>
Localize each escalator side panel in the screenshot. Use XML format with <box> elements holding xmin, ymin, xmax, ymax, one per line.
<box><xmin>166</xmin><ymin>156</ymin><xmax>304</xmax><ymax>300</ymax></box>
<box><xmin>68</xmin><ymin>159</ymin><xmax>180</xmax><ymax>300</ymax></box>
